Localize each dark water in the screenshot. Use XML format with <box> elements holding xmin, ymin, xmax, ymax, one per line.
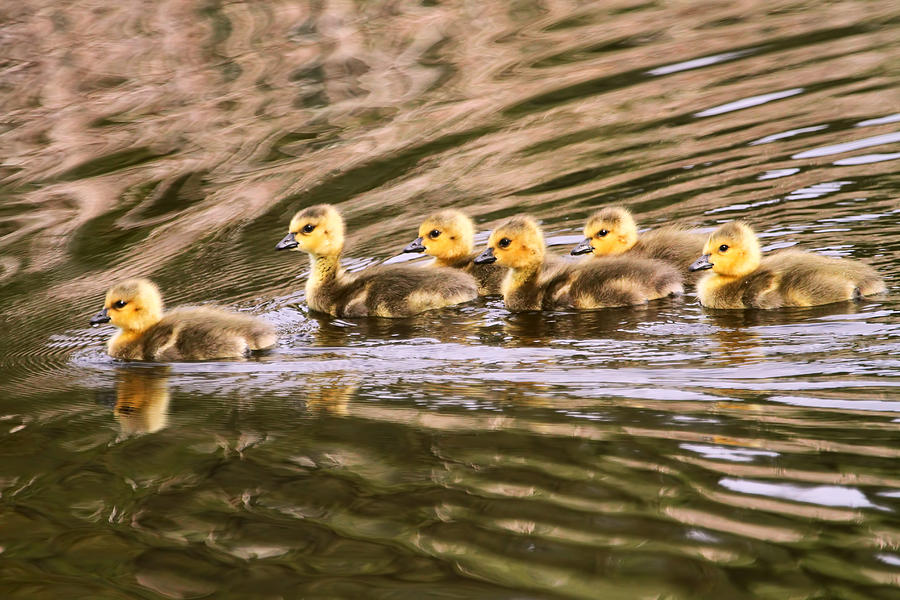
<box><xmin>2</xmin><ymin>0</ymin><xmax>900</xmax><ymax>597</ymax></box>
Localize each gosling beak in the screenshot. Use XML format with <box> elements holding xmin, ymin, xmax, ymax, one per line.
<box><xmin>689</xmin><ymin>254</ymin><xmax>714</xmax><ymax>272</ymax></box>
<box><xmin>473</xmin><ymin>246</ymin><xmax>496</xmax><ymax>265</ymax></box>
<box><xmin>570</xmin><ymin>238</ymin><xmax>593</xmax><ymax>256</ymax></box>
<box><xmin>403</xmin><ymin>237</ymin><xmax>426</xmax><ymax>253</ymax></box>
<box><xmin>90</xmin><ymin>307</ymin><xmax>110</xmax><ymax>326</ymax></box>
<box><xmin>275</xmin><ymin>232</ymin><xmax>298</xmax><ymax>251</ymax></box>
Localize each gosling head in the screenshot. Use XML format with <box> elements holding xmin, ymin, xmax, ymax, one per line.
<box><xmin>403</xmin><ymin>209</ymin><xmax>475</xmax><ymax>261</ymax></box>
<box><xmin>90</xmin><ymin>278</ymin><xmax>164</xmax><ymax>333</ymax></box>
<box><xmin>276</xmin><ymin>204</ymin><xmax>345</xmax><ymax>257</ymax></box>
<box><xmin>571</xmin><ymin>206</ymin><xmax>638</xmax><ymax>256</ymax></box>
<box><xmin>474</xmin><ymin>216</ymin><xmax>545</xmax><ymax>269</ymax></box>
<box><xmin>689</xmin><ymin>221</ymin><xmax>761</xmax><ymax>277</ymax></box>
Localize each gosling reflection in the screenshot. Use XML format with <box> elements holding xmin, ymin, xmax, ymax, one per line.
<box><xmin>304</xmin><ymin>372</ymin><xmax>358</xmax><ymax>416</ymax></box>
<box><xmin>113</xmin><ymin>366</ymin><xmax>171</xmax><ymax>435</ymax></box>
<box><xmin>704</xmin><ymin>301</ymin><xmax>868</xmax><ymax>365</ymax></box>
<box><xmin>711</xmin><ymin>326</ymin><xmax>763</xmax><ymax>365</ymax></box>
<box><xmin>502</xmin><ymin>300</ymin><xmax>678</xmax><ymax>345</ymax></box>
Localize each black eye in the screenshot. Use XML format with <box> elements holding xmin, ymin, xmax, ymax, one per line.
<box><xmin>597</xmin><ymin>229</ymin><xmax>608</xmax><ymax>237</ymax></box>
<box><xmin>498</xmin><ymin>238</ymin><xmax>511</xmax><ymax>249</ymax></box>
<box><xmin>719</xmin><ymin>244</ymin><xmax>729</xmax><ymax>252</ymax></box>
<box><xmin>428</xmin><ymin>229</ymin><xmax>440</xmax><ymax>239</ymax></box>
<box><xmin>113</xmin><ymin>300</ymin><xmax>127</xmax><ymax>309</ymax></box>
<box><xmin>302</xmin><ymin>224</ymin><xmax>315</xmax><ymax>234</ymax></box>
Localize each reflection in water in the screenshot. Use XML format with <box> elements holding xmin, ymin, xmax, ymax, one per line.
<box><xmin>710</xmin><ymin>326</ymin><xmax>763</xmax><ymax>365</ymax></box>
<box><xmin>303</xmin><ymin>371</ymin><xmax>356</xmax><ymax>416</ymax></box>
<box><xmin>113</xmin><ymin>366</ymin><xmax>171</xmax><ymax>435</ymax></box>
<box><xmin>0</xmin><ymin>0</ymin><xmax>899</xmax><ymax>598</ymax></box>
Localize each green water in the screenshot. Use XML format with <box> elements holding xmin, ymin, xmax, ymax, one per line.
<box><xmin>1</xmin><ymin>0</ymin><xmax>899</xmax><ymax>597</ymax></box>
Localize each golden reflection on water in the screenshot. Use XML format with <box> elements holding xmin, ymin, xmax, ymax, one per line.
<box><xmin>113</xmin><ymin>366</ymin><xmax>171</xmax><ymax>435</ymax></box>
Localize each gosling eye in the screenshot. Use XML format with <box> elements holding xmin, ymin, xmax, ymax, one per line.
<box><xmin>498</xmin><ymin>238</ymin><xmax>512</xmax><ymax>249</ymax></box>
<box><xmin>597</xmin><ymin>229</ymin><xmax>609</xmax><ymax>237</ymax></box>
<box><xmin>113</xmin><ymin>300</ymin><xmax>127</xmax><ymax>309</ymax></box>
<box><xmin>719</xmin><ymin>244</ymin><xmax>729</xmax><ymax>252</ymax></box>
<box><xmin>302</xmin><ymin>223</ymin><xmax>315</xmax><ymax>234</ymax></box>
<box><xmin>428</xmin><ymin>229</ymin><xmax>441</xmax><ymax>239</ymax></box>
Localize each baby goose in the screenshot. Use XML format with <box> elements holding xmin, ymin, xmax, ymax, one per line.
<box><xmin>474</xmin><ymin>215</ymin><xmax>682</xmax><ymax>311</ymax></box>
<box><xmin>401</xmin><ymin>209</ymin><xmax>505</xmax><ymax>295</ymax></box>
<box><xmin>689</xmin><ymin>221</ymin><xmax>886</xmax><ymax>309</ymax></box>
<box><xmin>571</xmin><ymin>206</ymin><xmax>705</xmax><ymax>277</ymax></box>
<box><xmin>89</xmin><ymin>278</ymin><xmax>276</xmax><ymax>360</ymax></box>
<box><xmin>275</xmin><ymin>204</ymin><xmax>477</xmax><ymax>317</ymax></box>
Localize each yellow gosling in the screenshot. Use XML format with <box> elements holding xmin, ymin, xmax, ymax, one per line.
<box><xmin>689</xmin><ymin>221</ymin><xmax>886</xmax><ymax>309</ymax></box>
<box><xmin>90</xmin><ymin>278</ymin><xmax>276</xmax><ymax>360</ymax></box>
<box><xmin>571</xmin><ymin>206</ymin><xmax>705</xmax><ymax>278</ymax></box>
<box><xmin>276</xmin><ymin>204</ymin><xmax>477</xmax><ymax>317</ymax></box>
<box><xmin>475</xmin><ymin>215</ymin><xmax>682</xmax><ymax>312</ymax></box>
<box><xmin>402</xmin><ymin>209</ymin><xmax>505</xmax><ymax>295</ymax></box>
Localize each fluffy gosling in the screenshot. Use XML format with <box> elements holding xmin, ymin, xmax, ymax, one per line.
<box><xmin>689</xmin><ymin>221</ymin><xmax>885</xmax><ymax>309</ymax></box>
<box><xmin>402</xmin><ymin>209</ymin><xmax>504</xmax><ymax>295</ymax></box>
<box><xmin>90</xmin><ymin>278</ymin><xmax>276</xmax><ymax>360</ymax></box>
<box><xmin>572</xmin><ymin>206</ymin><xmax>705</xmax><ymax>278</ymax></box>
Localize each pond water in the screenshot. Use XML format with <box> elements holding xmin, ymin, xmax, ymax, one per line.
<box><xmin>1</xmin><ymin>0</ymin><xmax>899</xmax><ymax>597</ymax></box>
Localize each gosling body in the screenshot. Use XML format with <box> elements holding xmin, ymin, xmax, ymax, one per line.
<box><xmin>403</xmin><ymin>209</ymin><xmax>504</xmax><ymax>295</ymax></box>
<box><xmin>90</xmin><ymin>279</ymin><xmax>276</xmax><ymax>361</ymax></box>
<box><xmin>690</xmin><ymin>222</ymin><xmax>885</xmax><ymax>309</ymax></box>
<box><xmin>572</xmin><ymin>206</ymin><xmax>705</xmax><ymax>278</ymax></box>
<box><xmin>277</xmin><ymin>204</ymin><xmax>477</xmax><ymax>317</ymax></box>
<box><xmin>476</xmin><ymin>216</ymin><xmax>682</xmax><ymax>312</ymax></box>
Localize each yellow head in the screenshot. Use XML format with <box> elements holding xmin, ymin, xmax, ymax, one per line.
<box><xmin>690</xmin><ymin>221</ymin><xmax>761</xmax><ymax>277</ymax></box>
<box><xmin>275</xmin><ymin>204</ymin><xmax>345</xmax><ymax>257</ymax></box>
<box><xmin>90</xmin><ymin>278</ymin><xmax>164</xmax><ymax>333</ymax></box>
<box><xmin>403</xmin><ymin>209</ymin><xmax>475</xmax><ymax>261</ymax></box>
<box><xmin>474</xmin><ymin>216</ymin><xmax>545</xmax><ymax>269</ymax></box>
<box><xmin>571</xmin><ymin>206</ymin><xmax>638</xmax><ymax>256</ymax></box>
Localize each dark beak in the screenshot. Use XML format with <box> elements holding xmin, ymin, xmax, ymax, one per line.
<box><xmin>90</xmin><ymin>307</ymin><xmax>110</xmax><ymax>326</ymax></box>
<box><xmin>571</xmin><ymin>238</ymin><xmax>593</xmax><ymax>256</ymax></box>
<box><xmin>473</xmin><ymin>246</ymin><xmax>496</xmax><ymax>265</ymax></box>
<box><xmin>275</xmin><ymin>232</ymin><xmax>298</xmax><ymax>251</ymax></box>
<box><xmin>403</xmin><ymin>237</ymin><xmax>426</xmax><ymax>253</ymax></box>
<box><xmin>689</xmin><ymin>254</ymin><xmax>714</xmax><ymax>272</ymax></box>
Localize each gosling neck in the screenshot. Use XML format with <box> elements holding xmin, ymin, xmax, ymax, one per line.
<box><xmin>307</xmin><ymin>253</ymin><xmax>342</xmax><ymax>289</ymax></box>
<box><xmin>108</xmin><ymin>329</ymin><xmax>146</xmax><ymax>359</ymax></box>
<box><xmin>508</xmin><ymin>262</ymin><xmax>541</xmax><ymax>286</ymax></box>
<box><xmin>502</xmin><ymin>262</ymin><xmax>543</xmax><ymax>310</ymax></box>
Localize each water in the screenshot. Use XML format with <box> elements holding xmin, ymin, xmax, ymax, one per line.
<box><xmin>2</xmin><ymin>0</ymin><xmax>899</xmax><ymax>597</ymax></box>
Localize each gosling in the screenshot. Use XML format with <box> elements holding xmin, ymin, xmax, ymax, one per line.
<box><xmin>402</xmin><ymin>209</ymin><xmax>505</xmax><ymax>295</ymax></box>
<box><xmin>275</xmin><ymin>204</ymin><xmax>477</xmax><ymax>317</ymax></box>
<box><xmin>89</xmin><ymin>278</ymin><xmax>276</xmax><ymax>360</ymax></box>
<box><xmin>689</xmin><ymin>221</ymin><xmax>886</xmax><ymax>309</ymax></box>
<box><xmin>571</xmin><ymin>206</ymin><xmax>705</xmax><ymax>278</ymax></box>
<box><xmin>474</xmin><ymin>215</ymin><xmax>682</xmax><ymax>312</ymax></box>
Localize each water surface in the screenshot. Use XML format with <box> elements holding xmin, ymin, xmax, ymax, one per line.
<box><xmin>1</xmin><ymin>0</ymin><xmax>899</xmax><ymax>597</ymax></box>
